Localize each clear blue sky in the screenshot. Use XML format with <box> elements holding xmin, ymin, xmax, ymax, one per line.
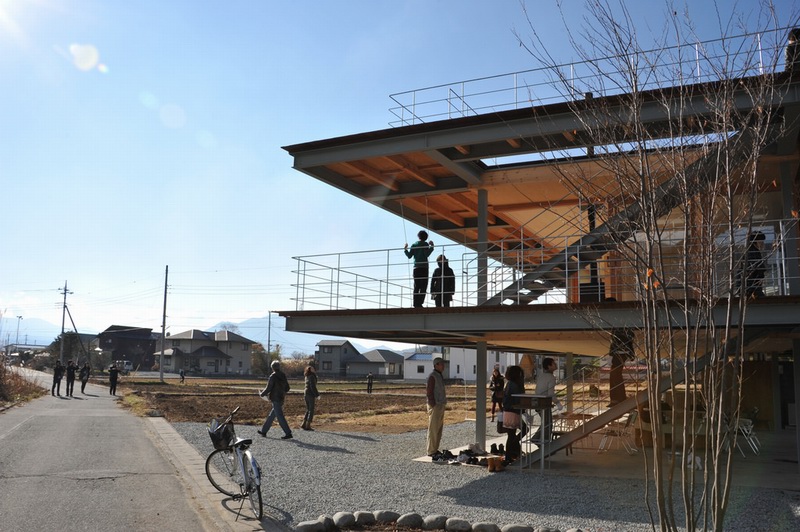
<box><xmin>1</xmin><ymin>0</ymin><xmax>795</xmax><ymax>351</ymax></box>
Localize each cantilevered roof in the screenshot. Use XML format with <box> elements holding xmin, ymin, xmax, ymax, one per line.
<box><xmin>284</xmin><ymin>73</ymin><xmax>800</xmax><ymax>255</ymax></box>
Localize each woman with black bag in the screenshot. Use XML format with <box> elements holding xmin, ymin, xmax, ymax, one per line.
<box><xmin>501</xmin><ymin>365</ymin><xmax>525</xmax><ymax>465</ymax></box>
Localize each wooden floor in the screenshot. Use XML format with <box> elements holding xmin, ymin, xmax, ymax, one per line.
<box><xmin>514</xmin><ymin>428</ymin><xmax>799</xmax><ymax>490</ymax></box>
<box><xmin>417</xmin><ymin>427</ymin><xmax>799</xmax><ymax>490</ymax></box>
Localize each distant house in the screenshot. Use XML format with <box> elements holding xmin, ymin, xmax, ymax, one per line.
<box><xmin>315</xmin><ymin>339</ymin><xmax>385</xmax><ymax>377</ymax></box>
<box><xmin>403</xmin><ymin>352</ymin><xmax>440</xmax><ymax>382</ymax></box>
<box><xmin>98</xmin><ymin>326</ymin><xmax>157</xmax><ymax>370</ymax></box>
<box><xmin>157</xmin><ymin>329</ymin><xmax>256</xmax><ymax>375</ymax></box>
<box><xmin>362</xmin><ymin>348</ymin><xmax>404</xmax><ymax>377</ymax></box>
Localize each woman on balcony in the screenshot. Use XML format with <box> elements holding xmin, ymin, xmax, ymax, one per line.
<box><xmin>404</xmin><ymin>230</ymin><xmax>434</xmax><ymax>308</ymax></box>
<box><xmin>430</xmin><ymin>254</ymin><xmax>455</xmax><ymax>308</ymax></box>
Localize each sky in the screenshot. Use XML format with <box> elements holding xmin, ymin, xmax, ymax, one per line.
<box><xmin>1</xmin><ymin>0</ymin><xmax>796</xmax><ymax>353</ymax></box>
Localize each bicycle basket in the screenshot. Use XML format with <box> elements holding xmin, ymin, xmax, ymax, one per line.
<box><xmin>208</xmin><ymin>418</ymin><xmax>234</xmax><ymax>450</ymax></box>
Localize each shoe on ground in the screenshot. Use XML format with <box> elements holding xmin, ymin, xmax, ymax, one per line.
<box><xmin>306</xmin><ymin>427</ymin><xmax>314</xmax><ymax>431</ymax></box>
<box><xmin>498</xmin><ymin>444</ymin><xmax>505</xmax><ymax>454</ymax></box>
<box><xmin>256</xmin><ymin>430</ymin><xmax>266</xmax><ymax>437</ymax></box>
<box><xmin>490</xmin><ymin>443</ymin><xmax>498</xmax><ymax>454</ymax></box>
<box><xmin>281</xmin><ymin>433</ymin><xmax>293</xmax><ymax>440</ymax></box>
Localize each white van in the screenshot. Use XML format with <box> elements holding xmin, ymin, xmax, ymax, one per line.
<box><xmin>115</xmin><ymin>360</ymin><xmax>134</xmax><ymax>374</ymax></box>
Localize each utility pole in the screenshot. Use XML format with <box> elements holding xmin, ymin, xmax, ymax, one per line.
<box><xmin>15</xmin><ymin>315</ymin><xmax>22</xmax><ymax>345</ymax></box>
<box><xmin>159</xmin><ymin>265</ymin><xmax>168</xmax><ymax>383</ymax></box>
<box><xmin>58</xmin><ymin>281</ymin><xmax>72</xmax><ymax>364</ymax></box>
<box><xmin>266</xmin><ymin>311</ymin><xmax>272</xmax><ymax>357</ymax></box>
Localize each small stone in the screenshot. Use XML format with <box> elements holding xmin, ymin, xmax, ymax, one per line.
<box><xmin>534</xmin><ymin>528</ymin><xmax>560</xmax><ymax>532</ymax></box>
<box><xmin>446</xmin><ymin>517</ymin><xmax>472</xmax><ymax>532</ymax></box>
<box><xmin>295</xmin><ymin>521</ymin><xmax>325</xmax><ymax>532</ymax></box>
<box><xmin>472</xmin><ymin>523</ymin><xmax>501</xmax><ymax>532</ymax></box>
<box><xmin>397</xmin><ymin>513</ymin><xmax>424</xmax><ymax>528</ymax></box>
<box><xmin>354</xmin><ymin>511</ymin><xmax>376</xmax><ymax>525</ymax></box>
<box><xmin>374</xmin><ymin>510</ymin><xmax>401</xmax><ymax>523</ymax></box>
<box><xmin>332</xmin><ymin>511</ymin><xmax>356</xmax><ymax>528</ymax></box>
<box><xmin>565</xmin><ymin>529</ymin><xmax>584</xmax><ymax>532</ymax></box>
<box><xmin>423</xmin><ymin>514</ymin><xmax>449</xmax><ymax>530</ymax></box>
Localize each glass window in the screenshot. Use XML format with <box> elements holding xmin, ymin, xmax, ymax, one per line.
<box><xmin>417</xmin><ymin>365</ymin><xmax>424</xmax><ymax>373</ymax></box>
<box><xmin>389</xmin><ymin>363</ymin><xmax>395</xmax><ymax>374</ymax></box>
<box><xmin>322</xmin><ymin>361</ymin><xmax>332</xmax><ymax>370</ymax></box>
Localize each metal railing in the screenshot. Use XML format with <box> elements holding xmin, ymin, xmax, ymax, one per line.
<box><xmin>389</xmin><ymin>27</ymin><xmax>793</xmax><ymax>127</ymax></box>
<box><xmin>292</xmin><ymin>218</ymin><xmax>796</xmax><ymax>311</ymax></box>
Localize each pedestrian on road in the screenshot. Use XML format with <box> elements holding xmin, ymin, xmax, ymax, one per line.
<box><xmin>65</xmin><ymin>360</ymin><xmax>78</xmax><ymax>397</ymax></box>
<box><xmin>404</xmin><ymin>230</ymin><xmax>434</xmax><ymax>308</ymax></box>
<box><xmin>179</xmin><ymin>368</ymin><xmax>185</xmax><ymax>384</ymax></box>
<box><xmin>79</xmin><ymin>362</ymin><xmax>91</xmax><ymax>394</ymax></box>
<box><xmin>426</xmin><ymin>357</ymin><xmax>447</xmax><ymax>456</ymax></box>
<box><xmin>108</xmin><ymin>364</ymin><xmax>121</xmax><ymax>396</ymax></box>
<box><xmin>301</xmin><ymin>364</ymin><xmax>320</xmax><ymax>431</ymax></box>
<box><xmin>51</xmin><ymin>360</ymin><xmax>65</xmax><ymax>396</ymax></box>
<box><xmin>257</xmin><ymin>360</ymin><xmax>293</xmax><ymax>440</ymax></box>
<box><xmin>367</xmin><ymin>372</ymin><xmax>374</xmax><ymax>394</ymax></box>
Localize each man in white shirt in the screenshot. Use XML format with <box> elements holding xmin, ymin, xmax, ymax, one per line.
<box><xmin>533</xmin><ymin>357</ymin><xmax>562</xmax><ymax>441</ymax></box>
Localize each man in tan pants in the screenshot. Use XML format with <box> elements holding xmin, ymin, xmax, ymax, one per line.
<box><xmin>426</xmin><ymin>357</ymin><xmax>447</xmax><ymax>455</ymax></box>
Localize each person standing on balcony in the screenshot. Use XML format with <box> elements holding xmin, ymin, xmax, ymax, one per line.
<box><xmin>404</xmin><ymin>230</ymin><xmax>434</xmax><ymax>308</ymax></box>
<box><xmin>430</xmin><ymin>254</ymin><xmax>456</xmax><ymax>307</ymax></box>
<box><xmin>786</xmin><ymin>28</ymin><xmax>800</xmax><ymax>71</ymax></box>
<box><xmin>742</xmin><ymin>231</ymin><xmax>767</xmax><ymax>298</ymax></box>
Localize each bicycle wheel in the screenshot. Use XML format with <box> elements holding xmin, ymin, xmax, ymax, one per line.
<box><xmin>205</xmin><ymin>449</ymin><xmax>239</xmax><ymax>497</ymax></box>
<box><xmin>244</xmin><ymin>455</ymin><xmax>263</xmax><ymax>520</ymax></box>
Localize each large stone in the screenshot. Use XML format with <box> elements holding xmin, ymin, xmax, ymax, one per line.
<box><xmin>423</xmin><ymin>514</ymin><xmax>449</xmax><ymax>530</ymax></box>
<box><xmin>397</xmin><ymin>513</ymin><xmax>424</xmax><ymax>528</ymax></box>
<box><xmin>501</xmin><ymin>526</ymin><xmax>534</xmax><ymax>532</ymax></box>
<box><xmin>332</xmin><ymin>511</ymin><xmax>356</xmax><ymax>528</ymax></box>
<box><xmin>534</xmin><ymin>528</ymin><xmax>560</xmax><ymax>532</ymax></box>
<box><xmin>354</xmin><ymin>511</ymin><xmax>377</xmax><ymax>526</ymax></box>
<box><xmin>317</xmin><ymin>515</ymin><xmax>335</xmax><ymax>531</ymax></box>
<box><xmin>565</xmin><ymin>529</ymin><xmax>584</xmax><ymax>532</ymax></box>
<box><xmin>472</xmin><ymin>523</ymin><xmax>501</xmax><ymax>532</ymax></box>
<box><xmin>295</xmin><ymin>521</ymin><xmax>325</xmax><ymax>532</ymax></box>
<box><xmin>446</xmin><ymin>517</ymin><xmax>473</xmax><ymax>532</ymax></box>
<box><xmin>374</xmin><ymin>510</ymin><xmax>401</xmax><ymax>523</ymax></box>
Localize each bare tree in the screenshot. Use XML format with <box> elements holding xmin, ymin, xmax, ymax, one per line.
<box><xmin>516</xmin><ymin>1</ymin><xmax>797</xmax><ymax>530</ymax></box>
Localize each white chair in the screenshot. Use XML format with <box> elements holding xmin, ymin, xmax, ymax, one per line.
<box><xmin>597</xmin><ymin>410</ymin><xmax>639</xmax><ymax>454</ymax></box>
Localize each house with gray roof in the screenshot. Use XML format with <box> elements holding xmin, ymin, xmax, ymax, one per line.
<box><xmin>156</xmin><ymin>329</ymin><xmax>256</xmax><ymax>375</ymax></box>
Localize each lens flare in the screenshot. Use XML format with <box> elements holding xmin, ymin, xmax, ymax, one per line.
<box><xmin>69</xmin><ymin>43</ymin><xmax>99</xmax><ymax>71</ymax></box>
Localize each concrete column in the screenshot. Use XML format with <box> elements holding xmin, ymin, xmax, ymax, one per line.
<box><xmin>476</xmin><ymin>341</ymin><xmax>487</xmax><ymax>448</ymax></box>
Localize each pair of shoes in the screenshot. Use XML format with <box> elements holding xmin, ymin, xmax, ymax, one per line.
<box><xmin>487</xmin><ymin>457</ymin><xmax>505</xmax><ymax>472</ymax></box>
<box><xmin>281</xmin><ymin>433</ymin><xmax>293</xmax><ymax>440</ymax></box>
<box><xmin>256</xmin><ymin>430</ymin><xmax>266</xmax><ymax>437</ymax></box>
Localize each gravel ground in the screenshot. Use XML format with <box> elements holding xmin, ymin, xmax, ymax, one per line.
<box><xmin>173</xmin><ymin>421</ymin><xmax>800</xmax><ymax>531</ymax></box>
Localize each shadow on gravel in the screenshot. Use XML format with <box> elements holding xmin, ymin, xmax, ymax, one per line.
<box><xmin>320</xmin><ymin>432</ymin><xmax>379</xmax><ymax>442</ymax></box>
<box><xmin>290</xmin><ymin>440</ymin><xmax>355</xmax><ymax>455</ymax></box>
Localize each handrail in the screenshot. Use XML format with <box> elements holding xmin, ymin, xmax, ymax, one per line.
<box><xmin>291</xmin><ymin>218</ymin><xmax>793</xmax><ymax>311</ymax></box>
<box><xmin>389</xmin><ymin>27</ymin><xmax>794</xmax><ymax>127</ymax></box>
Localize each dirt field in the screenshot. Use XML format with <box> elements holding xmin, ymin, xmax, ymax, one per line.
<box><xmin>121</xmin><ymin>379</ymin><xmax>477</xmax><ymax>433</ymax></box>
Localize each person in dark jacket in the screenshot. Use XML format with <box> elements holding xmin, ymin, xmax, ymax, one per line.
<box><xmin>430</xmin><ymin>255</ymin><xmax>456</xmax><ymax>308</ymax></box>
<box><xmin>404</xmin><ymin>230</ymin><xmax>434</xmax><ymax>308</ymax></box>
<box><xmin>258</xmin><ymin>360</ymin><xmax>293</xmax><ymax>439</ymax></box>
<box><xmin>489</xmin><ymin>367</ymin><xmax>505</xmax><ymax>422</ymax></box>
<box><xmin>65</xmin><ymin>360</ymin><xmax>78</xmax><ymax>397</ymax></box>
<box><xmin>52</xmin><ymin>360</ymin><xmax>65</xmax><ymax>396</ymax></box>
<box><xmin>502</xmin><ymin>365</ymin><xmax>525</xmax><ymax>465</ymax></box>
<box><xmin>108</xmin><ymin>364</ymin><xmax>120</xmax><ymax>396</ymax></box>
<box><xmin>79</xmin><ymin>362</ymin><xmax>91</xmax><ymax>394</ymax></box>
<box><xmin>301</xmin><ymin>365</ymin><xmax>320</xmax><ymax>431</ymax></box>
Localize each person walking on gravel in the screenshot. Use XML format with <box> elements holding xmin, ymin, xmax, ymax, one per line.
<box><xmin>258</xmin><ymin>360</ymin><xmax>293</xmax><ymax>440</ymax></box>
<box><xmin>301</xmin><ymin>364</ymin><xmax>320</xmax><ymax>431</ymax></box>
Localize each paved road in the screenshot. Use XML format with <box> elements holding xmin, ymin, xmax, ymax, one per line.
<box><xmin>0</xmin><ymin>369</ymin><xmax>283</xmax><ymax>532</ymax></box>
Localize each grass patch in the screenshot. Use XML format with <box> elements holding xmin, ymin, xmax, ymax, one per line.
<box><xmin>0</xmin><ymin>368</ymin><xmax>47</xmax><ymax>407</ymax></box>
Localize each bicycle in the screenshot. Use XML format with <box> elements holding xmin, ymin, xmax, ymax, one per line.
<box><xmin>205</xmin><ymin>406</ymin><xmax>263</xmax><ymax>520</ymax></box>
